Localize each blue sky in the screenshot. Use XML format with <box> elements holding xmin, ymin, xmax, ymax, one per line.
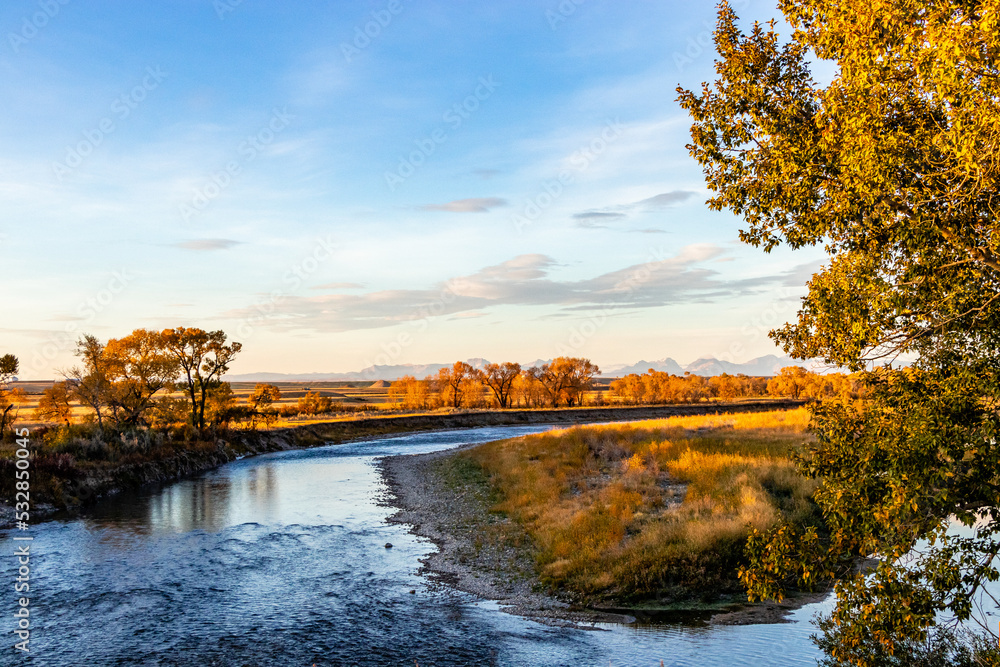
<box><xmin>1</xmin><ymin>0</ymin><xmax>827</xmax><ymax>377</ymax></box>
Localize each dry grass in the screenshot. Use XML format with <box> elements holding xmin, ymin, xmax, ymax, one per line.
<box><xmin>459</xmin><ymin>408</ymin><xmax>820</xmax><ymax>603</ymax></box>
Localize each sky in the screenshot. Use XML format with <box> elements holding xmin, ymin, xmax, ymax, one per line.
<box><xmin>0</xmin><ymin>0</ymin><xmax>829</xmax><ymax>378</ymax></box>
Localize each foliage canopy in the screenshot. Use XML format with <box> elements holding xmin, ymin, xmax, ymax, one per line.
<box><xmin>679</xmin><ymin>1</ymin><xmax>1000</xmax><ymax>662</ymax></box>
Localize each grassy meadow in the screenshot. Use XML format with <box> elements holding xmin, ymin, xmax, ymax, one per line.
<box><xmin>454</xmin><ymin>408</ymin><xmax>821</xmax><ymax>604</ymax></box>
<box><xmin>8</xmin><ymin>379</ymin><xmax>626</xmax><ymax>431</ymax></box>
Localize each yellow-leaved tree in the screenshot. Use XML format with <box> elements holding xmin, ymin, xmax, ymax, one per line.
<box><xmin>679</xmin><ymin>2</ymin><xmax>1000</xmax><ymax>663</ymax></box>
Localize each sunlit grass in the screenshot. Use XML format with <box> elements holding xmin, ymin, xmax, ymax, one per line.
<box><xmin>459</xmin><ymin>408</ymin><xmax>820</xmax><ymax>602</ymax></box>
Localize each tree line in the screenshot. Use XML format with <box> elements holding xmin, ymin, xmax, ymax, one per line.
<box><xmin>387</xmin><ymin>358</ymin><xmax>601</xmax><ymax>410</ymax></box>
<box><xmin>1</xmin><ymin>344</ymin><xmax>858</xmax><ymax>436</ymax></box>
<box><xmin>609</xmin><ymin>366</ymin><xmax>856</xmax><ymax>405</ymax></box>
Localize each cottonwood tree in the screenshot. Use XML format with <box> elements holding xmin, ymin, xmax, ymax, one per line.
<box><xmin>532</xmin><ymin>357</ymin><xmax>600</xmax><ymax>407</ymax></box>
<box><xmin>766</xmin><ymin>366</ymin><xmax>810</xmax><ymax>400</ymax></box>
<box><xmin>0</xmin><ymin>354</ymin><xmax>20</xmax><ymax>434</ymax></box>
<box><xmin>436</xmin><ymin>361</ymin><xmax>476</xmax><ymax>409</ymax></box>
<box><xmin>511</xmin><ymin>371</ymin><xmax>546</xmax><ymax>408</ymax></box>
<box><xmin>387</xmin><ymin>376</ymin><xmax>430</xmax><ymax>410</ymax></box>
<box><xmin>68</xmin><ymin>335</ymin><xmax>111</xmax><ymax>429</ymax></box>
<box><xmin>246</xmin><ymin>383</ymin><xmax>280</xmax><ymax>428</ymax></box>
<box><xmin>34</xmin><ymin>381</ymin><xmax>73</xmax><ymax>425</ymax></box>
<box><xmin>679</xmin><ymin>1</ymin><xmax>1000</xmax><ymax>662</ymax></box>
<box><xmin>102</xmin><ymin>329</ymin><xmax>179</xmax><ymax>427</ymax></box>
<box><xmin>248</xmin><ymin>383</ymin><xmax>281</xmax><ymax>411</ymax></box>
<box><xmin>161</xmin><ymin>328</ymin><xmax>242</xmax><ymax>432</ymax></box>
<box><xmin>481</xmin><ymin>362</ymin><xmax>521</xmax><ymax>409</ymax></box>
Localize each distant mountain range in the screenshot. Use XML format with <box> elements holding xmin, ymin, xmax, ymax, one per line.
<box><xmin>227</xmin><ymin>354</ymin><xmax>827</xmax><ymax>383</ymax></box>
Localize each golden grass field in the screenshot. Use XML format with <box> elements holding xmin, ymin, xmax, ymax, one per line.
<box><xmin>456</xmin><ymin>408</ymin><xmax>819</xmax><ymax>603</ymax></box>
<box><xmin>8</xmin><ymin>380</ymin><xmax>394</xmax><ymax>429</ymax></box>
<box><xmin>8</xmin><ymin>379</ymin><xmax>623</xmax><ymax>429</ymax></box>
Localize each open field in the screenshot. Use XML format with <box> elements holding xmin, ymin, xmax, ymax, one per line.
<box><xmin>8</xmin><ymin>377</ymin><xmax>775</xmax><ymax>430</ymax></box>
<box><xmin>8</xmin><ymin>380</ymin><xmax>397</xmax><ymax>427</ymax></box>
<box><xmin>442</xmin><ymin>408</ymin><xmax>822</xmax><ymax>607</ymax></box>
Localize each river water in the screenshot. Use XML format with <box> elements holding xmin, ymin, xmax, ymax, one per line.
<box><xmin>2</xmin><ymin>426</ymin><xmax>835</xmax><ymax>666</ymax></box>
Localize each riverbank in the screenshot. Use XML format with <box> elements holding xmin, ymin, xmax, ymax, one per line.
<box><xmin>1</xmin><ymin>400</ymin><xmax>804</xmax><ymax>526</ymax></box>
<box><xmin>380</xmin><ymin>409</ymin><xmax>831</xmax><ymax>626</ymax></box>
<box><xmin>380</xmin><ymin>443</ymin><xmax>633</xmax><ymax>627</ymax></box>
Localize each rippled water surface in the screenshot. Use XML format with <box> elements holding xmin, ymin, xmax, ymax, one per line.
<box><xmin>2</xmin><ymin>426</ymin><xmax>834</xmax><ymax>666</ymax></box>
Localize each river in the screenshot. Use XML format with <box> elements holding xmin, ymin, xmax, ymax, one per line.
<box><xmin>2</xmin><ymin>426</ymin><xmax>834</xmax><ymax>666</ymax></box>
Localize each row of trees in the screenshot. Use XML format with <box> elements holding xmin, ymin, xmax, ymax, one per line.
<box><xmin>388</xmin><ymin>358</ymin><xmax>601</xmax><ymax>410</ymax></box>
<box><xmin>610</xmin><ymin>370</ymin><xmax>765</xmax><ymax>404</ymax></box>
<box><xmin>608</xmin><ymin>366</ymin><xmax>856</xmax><ymax>405</ymax></box>
<box><xmin>1</xmin><ymin>328</ymin><xmax>243</xmax><ymax>436</ymax></box>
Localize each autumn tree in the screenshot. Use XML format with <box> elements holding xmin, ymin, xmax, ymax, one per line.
<box><xmin>161</xmin><ymin>328</ymin><xmax>242</xmax><ymax>432</ymax></box>
<box><xmin>680</xmin><ymin>2</ymin><xmax>1000</xmax><ymax>661</ymax></box>
<box><xmin>102</xmin><ymin>329</ymin><xmax>179</xmax><ymax>427</ymax></box>
<box><xmin>436</xmin><ymin>361</ymin><xmax>476</xmax><ymax>409</ymax></box>
<box><xmin>236</xmin><ymin>383</ymin><xmax>278</xmax><ymax>428</ymax></box>
<box><xmin>608</xmin><ymin>374</ymin><xmax>643</xmax><ymax>405</ymax></box>
<box><xmin>297</xmin><ymin>390</ymin><xmax>332</xmax><ymax>416</ymax></box>
<box><xmin>532</xmin><ymin>357</ymin><xmax>600</xmax><ymax>407</ymax></box>
<box><xmin>34</xmin><ymin>381</ymin><xmax>73</xmax><ymax>425</ymax></box>
<box><xmin>766</xmin><ymin>366</ymin><xmax>810</xmax><ymax>400</ymax></box>
<box><xmin>481</xmin><ymin>362</ymin><xmax>521</xmax><ymax>409</ymax></box>
<box><xmin>67</xmin><ymin>334</ymin><xmax>111</xmax><ymax>429</ymax></box>
<box><xmin>248</xmin><ymin>383</ymin><xmax>281</xmax><ymax>411</ymax></box>
<box><xmin>205</xmin><ymin>382</ymin><xmax>236</xmax><ymax>427</ymax></box>
<box><xmin>709</xmin><ymin>373</ymin><xmax>740</xmax><ymax>401</ymax></box>
<box><xmin>0</xmin><ymin>354</ymin><xmax>19</xmax><ymax>434</ymax></box>
<box><xmin>388</xmin><ymin>376</ymin><xmax>430</xmax><ymax>410</ymax></box>
<box><xmin>511</xmin><ymin>371</ymin><xmax>546</xmax><ymax>408</ymax></box>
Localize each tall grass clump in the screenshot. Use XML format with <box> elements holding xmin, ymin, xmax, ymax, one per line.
<box><xmin>461</xmin><ymin>408</ymin><xmax>822</xmax><ymax>603</ymax></box>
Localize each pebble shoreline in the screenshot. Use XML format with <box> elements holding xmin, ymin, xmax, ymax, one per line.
<box><xmin>379</xmin><ymin>438</ymin><xmax>831</xmax><ymax>628</ymax></box>
<box><xmin>379</xmin><ymin>442</ymin><xmax>632</xmax><ymax>628</ymax></box>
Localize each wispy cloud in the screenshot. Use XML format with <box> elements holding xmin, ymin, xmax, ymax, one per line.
<box><xmin>635</xmin><ymin>191</ymin><xmax>694</xmax><ymax>208</ymax></box>
<box><xmin>422</xmin><ymin>197</ymin><xmax>508</xmax><ymax>213</ymax></box>
<box><xmin>172</xmin><ymin>238</ymin><xmax>242</xmax><ymax>251</ymax></box>
<box><xmin>572</xmin><ymin>211</ymin><xmax>627</xmax><ymax>220</ymax></box>
<box><xmin>573</xmin><ymin>210</ymin><xmax>628</xmax><ymax>229</ymax></box>
<box><xmin>311</xmin><ymin>282</ymin><xmax>365</xmax><ymax>290</ymax></box>
<box><xmin>220</xmin><ymin>244</ymin><xmax>793</xmax><ymax>333</ymax></box>
<box><xmin>572</xmin><ymin>189</ymin><xmax>696</xmax><ymax>228</ymax></box>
